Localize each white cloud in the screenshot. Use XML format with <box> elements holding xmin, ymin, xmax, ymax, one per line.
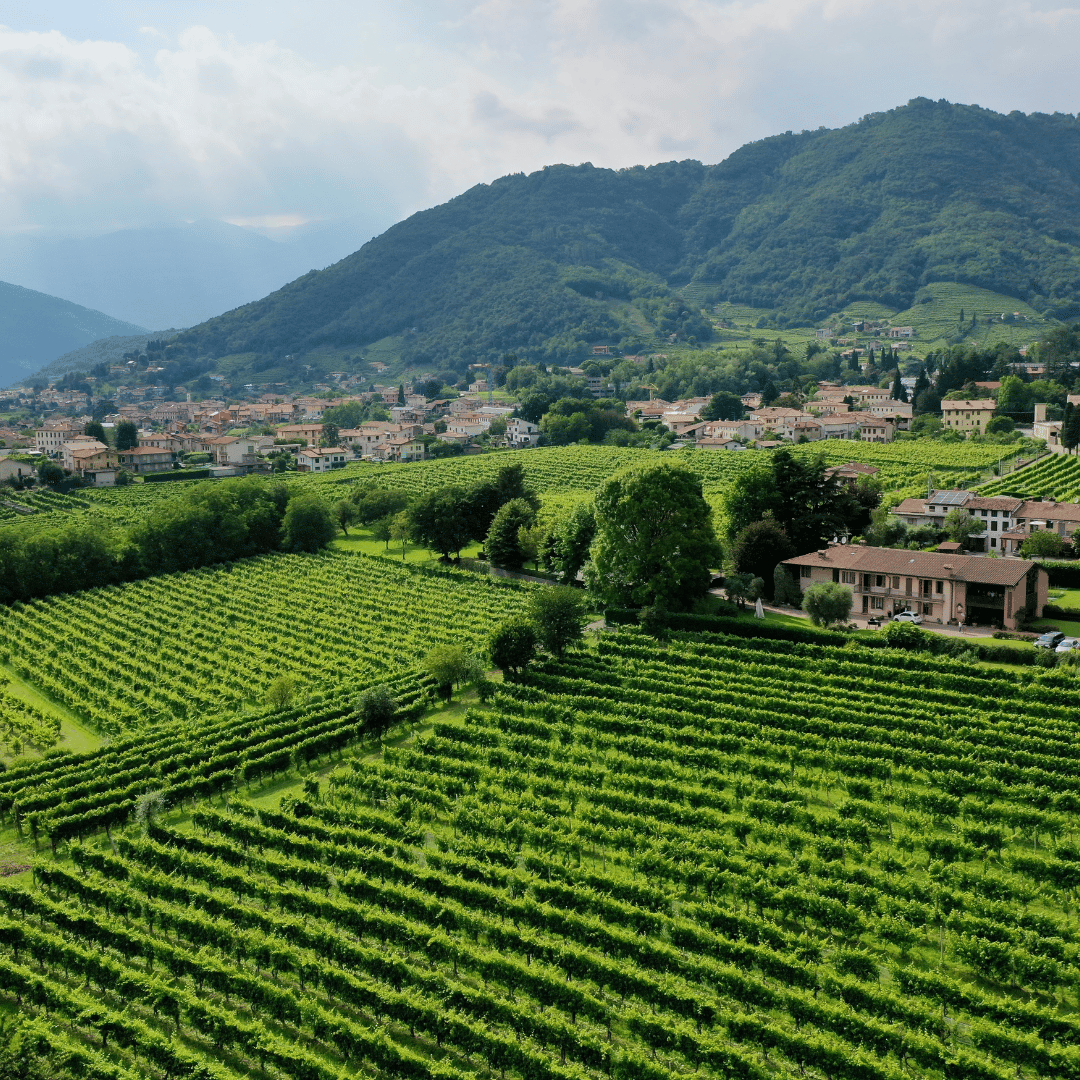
<box><xmin>0</xmin><ymin>1</ymin><xmax>1078</xmax><ymax>239</ymax></box>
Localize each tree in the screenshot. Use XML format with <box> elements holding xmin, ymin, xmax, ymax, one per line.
<box><xmin>356</xmin><ymin>684</ymin><xmax>397</xmax><ymax>738</ymax></box>
<box><xmin>725</xmin><ymin>572</ymin><xmax>763</xmax><ymax>609</ymax></box>
<box><xmin>802</xmin><ymin>581</ymin><xmax>853</xmax><ymax>627</ymax></box>
<box><xmin>115</xmin><ymin>419</ymin><xmax>139</xmax><ymax>451</ymax></box>
<box><xmin>701</xmin><ymin>390</ymin><xmax>744</xmax><ymax>422</ymax></box>
<box><xmin>36</xmin><ymin>460</ymin><xmax>64</xmax><ymax>487</ymax></box>
<box><xmin>540</xmin><ymin>503</ymin><xmax>596</xmax><ymax>584</ymax></box>
<box><xmin>587</xmin><ymin>462</ymin><xmax>722</xmax><ymax>611</ymax></box>
<box><xmin>489</xmin><ymin>618</ymin><xmax>537</xmax><ymax>676</ymax></box>
<box><xmin>1064</xmin><ymin>403</ymin><xmax>1080</xmax><ymax>454</ymax></box>
<box><xmin>423</xmin><ymin>644</ymin><xmax>471</xmax><ymax>699</ymax></box>
<box><xmin>529</xmin><ymin>586</ymin><xmax>585</xmax><ymax>658</ymax></box>
<box><xmin>397</xmin><ymin>384</ymin><xmax>406</xmax><ymax>405</ymax></box>
<box><xmin>133</xmin><ymin>790</ymin><xmax>167</xmax><ymax>834</ymax></box>
<box><xmin>371</xmin><ymin>515</ymin><xmax>393</xmax><ymax>550</ymax></box>
<box><xmin>1020</xmin><ymin>530</ymin><xmax>1065</xmax><ymax>558</ymax></box>
<box><xmin>724</xmin><ymin>449</ymin><xmax>858</xmax><ymax>554</ymax></box>
<box><xmin>517</xmin><ymin>523</ymin><xmax>543</xmax><ymax>570</ymax></box>
<box><xmin>352</xmin><ymin>487</ymin><xmax>410</xmax><ymax>525</ymax></box>
<box><xmin>408</xmin><ymin>485</ymin><xmax>473</xmax><ymax>558</ymax></box>
<box><xmin>890</xmin><ymin>369</ymin><xmax>908</xmax><ymax>403</ymax></box>
<box><xmin>773</xmin><ymin>563</ymin><xmax>802</xmax><ymax>606</ymax></box>
<box><xmin>985</xmin><ymin>415</ymin><xmax>1015</xmax><ymax>435</ymax></box>
<box><xmin>321</xmin><ymin>422</ymin><xmax>340</xmax><ymax>448</ymax></box>
<box><xmin>729</xmin><ymin>517</ymin><xmax>794</xmax><ymax>599</ymax></box>
<box><xmin>943</xmin><ymin>508</ymin><xmax>985</xmax><ymax>547</ymax></box>
<box><xmin>995</xmin><ymin>374</ymin><xmax>1029</xmax><ymax>416</ymax></box>
<box><xmin>390</xmin><ymin>511</ymin><xmax>411</xmax><ymax>560</ymax></box>
<box><xmin>84</xmin><ymin>420</ymin><xmax>106</xmax><ymax>443</ymax></box>
<box><xmin>761</xmin><ymin>380</ymin><xmax>780</xmax><ymax>407</ymax></box>
<box><xmin>486</xmin><ymin>498</ymin><xmax>536</xmax><ymax>570</ymax></box>
<box><xmin>333</xmin><ymin>499</ymin><xmax>356</xmax><ymax>535</ymax></box>
<box><xmin>265</xmin><ymin>674</ymin><xmax>298</xmax><ymax>709</ymax></box>
<box><xmin>281</xmin><ymin>495</ymin><xmax>336</xmax><ymax>552</ymax></box>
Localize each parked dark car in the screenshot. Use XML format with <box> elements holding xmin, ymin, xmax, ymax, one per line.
<box><xmin>1035</xmin><ymin>631</ymin><xmax>1066</xmax><ymax>649</ymax></box>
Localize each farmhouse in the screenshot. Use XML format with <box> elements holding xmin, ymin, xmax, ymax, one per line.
<box><xmin>890</xmin><ymin>491</ymin><xmax>1022</xmax><ymax>551</ymax></box>
<box><xmin>297</xmin><ymin>447</ymin><xmax>347</xmax><ymax>472</ymax></box>
<box><xmin>785</xmin><ymin>544</ymin><xmax>1046</xmax><ymax>630</ymax></box>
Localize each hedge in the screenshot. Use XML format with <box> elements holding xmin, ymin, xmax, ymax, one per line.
<box><xmin>1042</xmin><ymin>561</ymin><xmax>1080</xmax><ymax>588</ymax></box>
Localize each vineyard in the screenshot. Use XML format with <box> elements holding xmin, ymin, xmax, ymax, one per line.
<box><xmin>979</xmin><ymin>453</ymin><xmax>1080</xmax><ymax>502</ymax></box>
<box><xmin>0</xmin><ymin>551</ymin><xmax>529</xmax><ymax>735</ymax></box>
<box><xmin>0</xmin><ymin>442</ymin><xmax>1023</xmax><ymax>545</ymax></box>
<box><xmin>5</xmin><ymin>628</ymin><xmax>1080</xmax><ymax>1078</ymax></box>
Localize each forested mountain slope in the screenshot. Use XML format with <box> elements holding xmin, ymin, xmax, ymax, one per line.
<box><xmin>172</xmin><ymin>99</ymin><xmax>1080</xmax><ymax>379</ymax></box>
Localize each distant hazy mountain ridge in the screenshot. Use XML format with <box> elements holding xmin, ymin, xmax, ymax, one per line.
<box><xmin>0</xmin><ymin>281</ymin><xmax>146</xmax><ymax>387</ymax></box>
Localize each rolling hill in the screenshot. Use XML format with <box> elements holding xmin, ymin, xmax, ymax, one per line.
<box><xmin>106</xmin><ymin>99</ymin><xmax>1080</xmax><ymax>384</ymax></box>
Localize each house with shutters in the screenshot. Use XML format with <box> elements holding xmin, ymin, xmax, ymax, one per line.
<box><xmin>784</xmin><ymin>544</ymin><xmax>1046</xmax><ymax>630</ymax></box>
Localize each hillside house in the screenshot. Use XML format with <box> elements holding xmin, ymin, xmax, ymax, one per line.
<box><xmin>505</xmin><ymin>418</ymin><xmax>541</xmax><ymax>446</ymax></box>
<box><xmin>117</xmin><ymin>446</ymin><xmax>176</xmax><ymax>474</ymax></box>
<box><xmin>942</xmin><ymin>400</ymin><xmax>996</xmax><ymax>435</ymax></box>
<box><xmin>297</xmin><ymin>447</ymin><xmax>346</xmax><ymax>472</ymax></box>
<box><xmin>784</xmin><ymin>544</ymin><xmax>1045</xmax><ymax>630</ymax></box>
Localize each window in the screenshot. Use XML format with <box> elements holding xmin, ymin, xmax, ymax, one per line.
<box><xmin>841</xmin><ymin>571</ymin><xmax>857</xmax><ymax>584</ymax></box>
<box><xmin>872</xmin><ymin>597</ymin><xmax>884</xmax><ymax>609</ymax></box>
<box><xmin>991</xmin><ymin>521</ymin><xmax>998</xmax><ymax>531</ymax></box>
<box><xmin>935</xmin><ymin>580</ymin><xmax>943</xmax><ymax>594</ymax></box>
<box><xmin>922</xmin><ymin>603</ymin><xmax>933</xmax><ymax>615</ymax></box>
<box><xmin>991</xmin><ymin>510</ymin><xmax>998</xmax><ymax>518</ymax></box>
<box><xmin>921</xmin><ymin>580</ymin><xmax>932</xmax><ymax>598</ymax></box>
<box><xmin>890</xmin><ymin>576</ymin><xmax>900</xmax><ymax>589</ymax></box>
<box><xmin>875</xmin><ymin>575</ymin><xmax>885</xmax><ymax>588</ymax></box>
<box><xmin>802</xmin><ymin>566</ymin><xmax>812</xmax><ymax>579</ymax></box>
<box><xmin>980</xmin><ymin>509</ymin><xmax>988</xmax><ymax>517</ymax></box>
<box><xmin>905</xmin><ymin>577</ymin><xmax>912</xmax><ymax>596</ymax></box>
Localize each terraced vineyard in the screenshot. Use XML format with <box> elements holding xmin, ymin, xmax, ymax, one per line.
<box><xmin>6</xmin><ymin>628</ymin><xmax>1080</xmax><ymax>1079</ymax></box>
<box><xmin>0</xmin><ymin>551</ymin><xmax>529</xmax><ymax>734</ymax></box>
<box><xmin>979</xmin><ymin>453</ymin><xmax>1080</xmax><ymax>501</ymax></box>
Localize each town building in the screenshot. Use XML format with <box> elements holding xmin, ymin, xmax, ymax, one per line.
<box><xmin>890</xmin><ymin>491</ymin><xmax>1022</xmax><ymax>552</ymax></box>
<box><xmin>941</xmin><ymin>399</ymin><xmax>997</xmax><ymax>435</ymax></box>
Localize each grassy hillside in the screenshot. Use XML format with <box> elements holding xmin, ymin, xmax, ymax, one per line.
<box><xmin>153</xmin><ymin>99</ymin><xmax>1080</xmax><ymax>386</ymax></box>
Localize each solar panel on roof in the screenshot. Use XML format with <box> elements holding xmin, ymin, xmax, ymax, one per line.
<box><xmin>933</xmin><ymin>491</ymin><xmax>971</xmax><ymax>507</ymax></box>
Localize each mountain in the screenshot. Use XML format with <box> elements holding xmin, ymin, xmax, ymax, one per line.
<box><xmin>0</xmin><ymin>217</ymin><xmax>382</xmax><ymax>331</ymax></box>
<box><xmin>0</xmin><ymin>281</ymin><xmax>146</xmax><ymax>387</ymax></box>
<box><xmin>158</xmin><ymin>99</ymin><xmax>1080</xmax><ymax>382</ymax></box>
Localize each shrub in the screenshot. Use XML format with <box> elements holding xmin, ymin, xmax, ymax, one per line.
<box><xmin>802</xmin><ymin>582</ymin><xmax>853</xmax><ymax>627</ymax></box>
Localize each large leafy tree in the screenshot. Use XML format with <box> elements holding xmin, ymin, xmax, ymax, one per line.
<box><xmin>586</xmin><ymin>461</ymin><xmax>721</xmax><ymax>611</ymax></box>
<box><xmin>115</xmin><ymin>419</ymin><xmax>139</xmax><ymax>451</ymax></box>
<box><xmin>408</xmin><ymin>485</ymin><xmax>473</xmax><ymax>558</ymax></box>
<box><xmin>281</xmin><ymin>495</ymin><xmax>336</xmax><ymax>553</ymax></box>
<box><xmin>729</xmin><ymin>517</ymin><xmax>793</xmax><ymax>599</ymax></box>
<box><xmin>724</xmin><ymin>449</ymin><xmax>859</xmax><ymax>555</ymax></box>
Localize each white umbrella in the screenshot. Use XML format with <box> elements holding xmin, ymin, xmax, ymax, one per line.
<box><xmin>754</xmin><ymin>597</ymin><xmax>765</xmax><ymax>619</ymax></box>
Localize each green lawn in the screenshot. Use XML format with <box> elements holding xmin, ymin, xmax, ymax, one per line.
<box><xmin>333</xmin><ymin>527</ymin><xmax>483</xmax><ymax>564</ymax></box>
<box><xmin>1048</xmin><ymin>588</ymin><xmax>1080</xmax><ymax>608</ymax></box>
<box><xmin>1032</xmin><ymin>616</ymin><xmax>1080</xmax><ymax>637</ymax></box>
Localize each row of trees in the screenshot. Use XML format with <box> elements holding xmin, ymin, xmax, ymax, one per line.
<box><xmin>0</xmin><ymin>479</ymin><xmax>335</xmax><ymax>603</ymax></box>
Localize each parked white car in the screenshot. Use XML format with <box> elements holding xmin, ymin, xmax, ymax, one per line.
<box><xmin>1055</xmin><ymin>638</ymin><xmax>1079</xmax><ymax>654</ymax></box>
<box><xmin>892</xmin><ymin>611</ymin><xmax>924</xmax><ymax>625</ymax></box>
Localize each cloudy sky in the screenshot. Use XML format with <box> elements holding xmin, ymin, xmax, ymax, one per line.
<box><xmin>1</xmin><ymin>0</ymin><xmax>1078</xmax><ymax>241</ymax></box>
